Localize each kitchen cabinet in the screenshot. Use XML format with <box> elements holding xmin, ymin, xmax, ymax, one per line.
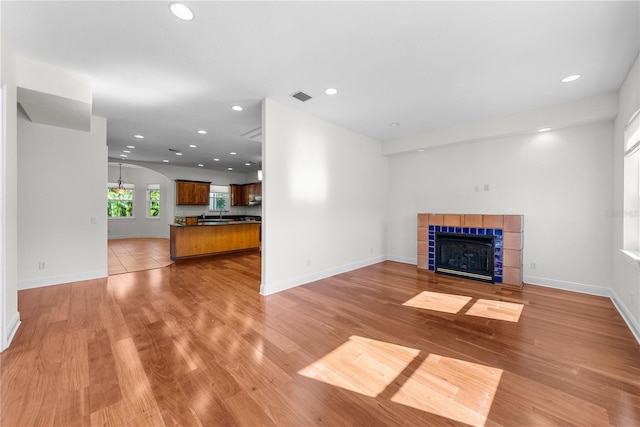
<box><xmin>170</xmin><ymin>222</ymin><xmax>261</xmax><ymax>260</ymax></box>
<box><xmin>176</xmin><ymin>180</ymin><xmax>210</xmax><ymax>205</ymax></box>
<box><xmin>247</xmin><ymin>182</ymin><xmax>262</xmax><ymax>205</ymax></box>
<box><xmin>230</xmin><ymin>184</ymin><xmax>246</xmax><ymax>207</ymax></box>
<box><xmin>230</xmin><ymin>182</ymin><xmax>262</xmax><ymax>206</ymax></box>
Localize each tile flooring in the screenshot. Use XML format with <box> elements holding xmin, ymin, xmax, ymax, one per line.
<box><xmin>107</xmin><ymin>238</ymin><xmax>174</xmax><ymax>275</ymax></box>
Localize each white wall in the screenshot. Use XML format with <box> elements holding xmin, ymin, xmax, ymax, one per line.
<box><xmin>17</xmin><ymin>108</ymin><xmax>108</xmax><ymax>290</ymax></box>
<box><xmin>612</xmin><ymin>53</ymin><xmax>640</xmax><ymax>339</ymax></box>
<box><xmin>386</xmin><ymin>118</ymin><xmax>614</xmax><ymax>291</ymax></box>
<box><xmin>261</xmin><ymin>98</ymin><xmax>388</xmax><ymax>295</ymax></box>
<box><xmin>0</xmin><ymin>33</ymin><xmax>21</xmax><ymax>350</ymax></box>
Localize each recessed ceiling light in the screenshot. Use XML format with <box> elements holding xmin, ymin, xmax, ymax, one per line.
<box><xmin>119</xmin><ymin>154</ymin><xmax>127</xmax><ymax>158</ymax></box>
<box><xmin>198</xmin><ymin>164</ymin><xmax>204</xmax><ymax>167</ymax></box>
<box><xmin>417</xmin><ymin>149</ymin><xmax>425</xmax><ymax>152</ymax></box>
<box><xmin>561</xmin><ymin>74</ymin><xmax>581</xmax><ymax>83</ymax></box>
<box><xmin>538</xmin><ymin>127</ymin><xmax>552</xmax><ymax>132</ymax></box>
<box><xmin>169</xmin><ymin>3</ymin><xmax>193</xmax><ymax>21</ymax></box>
<box><xmin>163</xmin><ymin>159</ymin><xmax>169</xmax><ymax>163</ymax></box>
<box><xmin>175</xmin><ymin>152</ymin><xmax>183</xmax><ymax>156</ymax></box>
<box><xmin>213</xmin><ymin>158</ymin><xmax>220</xmax><ymax>161</ymax></box>
<box><xmin>126</xmin><ymin>145</ymin><xmax>135</xmax><ymax>149</ymax></box>
<box><xmin>134</xmin><ymin>134</ymin><xmax>144</xmax><ymax>139</ymax></box>
<box><xmin>197</xmin><ymin>130</ymin><xmax>207</xmax><ymax>134</ymax></box>
<box><xmin>390</xmin><ymin>122</ymin><xmax>400</xmax><ymax>127</ymax></box>
<box><xmin>123</xmin><ymin>150</ymin><xmax>131</xmax><ymax>153</ymax></box>
<box><xmin>189</xmin><ymin>144</ymin><xmax>197</xmax><ymax>148</ymax></box>
<box><xmin>231</xmin><ymin>105</ymin><xmax>243</xmax><ymax>111</ymax></box>
<box><xmin>245</xmin><ymin>162</ymin><xmax>251</xmax><ymax>166</ymax></box>
<box><xmin>228</xmin><ymin>167</ymin><xmax>233</xmax><ymax>171</ymax></box>
<box><xmin>325</xmin><ymin>88</ymin><xmax>338</xmax><ymax>95</ymax></box>
<box><xmin>230</xmin><ymin>152</ymin><xmax>237</xmax><ymax>155</ymax></box>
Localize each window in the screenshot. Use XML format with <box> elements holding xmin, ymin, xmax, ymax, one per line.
<box><xmin>623</xmin><ymin>108</ymin><xmax>640</xmax><ymax>255</ymax></box>
<box><xmin>107</xmin><ymin>183</ymin><xmax>135</xmax><ymax>218</ymax></box>
<box><xmin>147</xmin><ymin>184</ymin><xmax>160</xmax><ymax>218</ymax></box>
<box><xmin>209</xmin><ymin>184</ymin><xmax>229</xmax><ymax>211</ymax></box>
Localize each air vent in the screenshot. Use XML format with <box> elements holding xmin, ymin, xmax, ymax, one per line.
<box><xmin>292</xmin><ymin>91</ymin><xmax>312</xmax><ymax>102</ymax></box>
<box><xmin>241</xmin><ymin>126</ymin><xmax>262</xmax><ymax>142</ymax></box>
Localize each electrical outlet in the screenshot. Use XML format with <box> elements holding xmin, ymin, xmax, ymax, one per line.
<box><xmin>484</xmin><ymin>184</ymin><xmax>490</xmax><ymax>191</ymax></box>
<box><xmin>530</xmin><ymin>262</ymin><xmax>537</xmax><ymax>270</ymax></box>
<box><xmin>474</xmin><ymin>185</ymin><xmax>479</xmax><ymax>192</ymax></box>
<box><xmin>38</xmin><ymin>261</ymin><xmax>46</xmax><ymax>270</ymax></box>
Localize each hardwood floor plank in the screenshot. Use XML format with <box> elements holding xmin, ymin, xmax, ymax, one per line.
<box><xmin>110</xmin><ymin>337</ymin><xmax>162</xmax><ymax>421</ymax></box>
<box><xmin>177</xmin><ymin>367</ymin><xmax>239</xmax><ymax>427</ymax></box>
<box><xmin>89</xmin><ymin>400</ymin><xmax>127</xmax><ymax>427</ymax></box>
<box><xmin>87</xmin><ymin>329</ymin><xmax>123</xmax><ymax>414</ymax></box>
<box><xmin>3</xmin><ymin>255</ymin><xmax>640</xmax><ymax>426</ymax></box>
<box><xmin>53</xmin><ymin>387</ymin><xmax>91</xmax><ymax>427</ymax></box>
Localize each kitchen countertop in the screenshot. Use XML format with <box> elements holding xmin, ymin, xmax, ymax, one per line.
<box><xmin>170</xmin><ymin>220</ymin><xmax>261</xmax><ymax>227</ymax></box>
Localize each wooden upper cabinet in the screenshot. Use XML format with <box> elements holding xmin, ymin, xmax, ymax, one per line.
<box><xmin>176</xmin><ymin>180</ymin><xmax>210</xmax><ymax>205</ymax></box>
<box><xmin>247</xmin><ymin>182</ymin><xmax>262</xmax><ymax>205</ymax></box>
<box><xmin>230</xmin><ymin>184</ymin><xmax>244</xmax><ymax>207</ymax></box>
<box><xmin>193</xmin><ymin>183</ymin><xmax>210</xmax><ymax>205</ymax></box>
<box><xmin>230</xmin><ymin>182</ymin><xmax>262</xmax><ymax>206</ymax></box>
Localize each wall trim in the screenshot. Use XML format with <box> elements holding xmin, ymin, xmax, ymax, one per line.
<box><xmin>2</xmin><ymin>311</ymin><xmax>20</xmax><ymax>351</ymax></box>
<box><xmin>524</xmin><ymin>275</ymin><xmax>640</xmax><ymax>345</ymax></box>
<box><xmin>260</xmin><ymin>255</ymin><xmax>386</xmax><ymax>296</ymax></box>
<box><xmin>610</xmin><ymin>289</ymin><xmax>640</xmax><ymax>345</ymax></box>
<box><xmin>107</xmin><ymin>234</ymin><xmax>170</xmax><ymax>240</ymax></box>
<box><xmin>386</xmin><ymin>254</ymin><xmax>416</xmax><ymax>265</ymax></box>
<box><xmin>523</xmin><ymin>275</ymin><xmax>611</xmax><ymax>297</ymax></box>
<box><xmin>18</xmin><ymin>269</ymin><xmax>107</xmax><ymax>290</ymax></box>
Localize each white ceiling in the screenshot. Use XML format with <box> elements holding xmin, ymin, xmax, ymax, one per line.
<box><xmin>2</xmin><ymin>1</ymin><xmax>639</xmax><ymax>173</ymax></box>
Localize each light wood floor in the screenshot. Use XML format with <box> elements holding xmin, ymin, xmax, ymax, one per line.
<box><xmin>108</xmin><ymin>238</ymin><xmax>173</xmax><ymax>275</ymax></box>
<box><xmin>2</xmin><ymin>254</ymin><xmax>640</xmax><ymax>426</ymax></box>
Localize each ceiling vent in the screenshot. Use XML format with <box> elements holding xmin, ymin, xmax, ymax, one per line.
<box><xmin>240</xmin><ymin>126</ymin><xmax>262</xmax><ymax>142</ymax></box>
<box><xmin>292</xmin><ymin>91</ymin><xmax>312</xmax><ymax>102</ymax></box>
<box><xmin>241</xmin><ymin>126</ymin><xmax>262</xmax><ymax>142</ymax></box>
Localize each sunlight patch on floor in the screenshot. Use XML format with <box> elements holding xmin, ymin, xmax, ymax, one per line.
<box><xmin>298</xmin><ymin>335</ymin><xmax>419</xmax><ymax>397</ymax></box>
<box><xmin>390</xmin><ymin>354</ymin><xmax>503</xmax><ymax>427</ymax></box>
<box><xmin>402</xmin><ymin>291</ymin><xmax>472</xmax><ymax>314</ymax></box>
<box><xmin>465</xmin><ymin>299</ymin><xmax>524</xmax><ymax>322</ymax></box>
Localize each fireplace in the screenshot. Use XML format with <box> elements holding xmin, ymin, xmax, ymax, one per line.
<box><xmin>435</xmin><ymin>233</ymin><xmax>495</xmax><ymax>283</ymax></box>
<box><xmin>417</xmin><ymin>214</ymin><xmax>523</xmax><ymax>287</ymax></box>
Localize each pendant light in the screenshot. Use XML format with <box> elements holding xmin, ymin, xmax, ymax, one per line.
<box><xmin>111</xmin><ymin>164</ymin><xmax>127</xmax><ymax>194</ymax></box>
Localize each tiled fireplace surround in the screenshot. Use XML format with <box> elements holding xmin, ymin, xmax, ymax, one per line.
<box><xmin>417</xmin><ymin>214</ymin><xmax>524</xmax><ymax>287</ymax></box>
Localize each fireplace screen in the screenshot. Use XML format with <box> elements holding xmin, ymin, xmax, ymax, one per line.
<box><xmin>435</xmin><ymin>233</ymin><xmax>494</xmax><ymax>282</ymax></box>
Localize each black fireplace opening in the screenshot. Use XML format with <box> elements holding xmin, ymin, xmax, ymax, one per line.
<box><xmin>435</xmin><ymin>232</ymin><xmax>495</xmax><ymax>283</ymax></box>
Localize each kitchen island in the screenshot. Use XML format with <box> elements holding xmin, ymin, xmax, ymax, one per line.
<box><xmin>169</xmin><ymin>220</ymin><xmax>261</xmax><ymax>260</ymax></box>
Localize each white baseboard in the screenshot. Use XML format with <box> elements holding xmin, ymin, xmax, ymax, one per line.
<box><xmin>524</xmin><ymin>274</ymin><xmax>640</xmax><ymax>345</ymax></box>
<box><xmin>2</xmin><ymin>311</ymin><xmax>21</xmax><ymax>351</ymax></box>
<box><xmin>260</xmin><ymin>255</ymin><xmax>386</xmax><ymax>295</ymax></box>
<box><xmin>386</xmin><ymin>254</ymin><xmax>417</xmax><ymax>265</ymax></box>
<box><xmin>108</xmin><ymin>234</ymin><xmax>169</xmax><ymax>240</ymax></box>
<box><xmin>609</xmin><ymin>289</ymin><xmax>640</xmax><ymax>345</ymax></box>
<box><xmin>18</xmin><ymin>269</ymin><xmax>108</xmax><ymax>290</ymax></box>
<box><xmin>523</xmin><ymin>275</ymin><xmax>611</xmax><ymax>297</ymax></box>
